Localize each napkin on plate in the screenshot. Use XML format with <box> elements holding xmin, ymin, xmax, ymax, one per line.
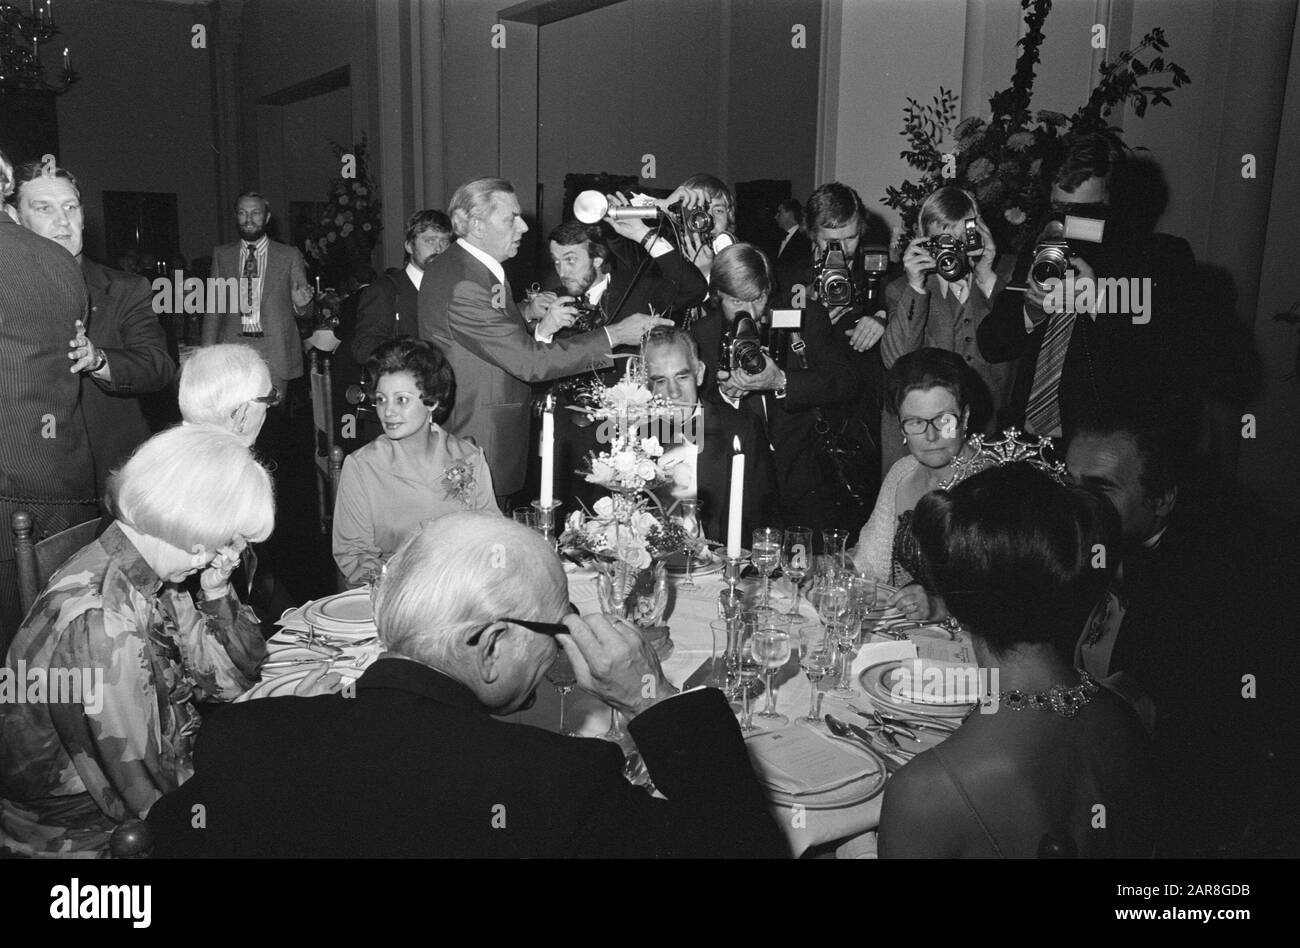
<box><xmin>746</xmin><ymin>725</ymin><xmax>880</xmax><ymax>795</ymax></box>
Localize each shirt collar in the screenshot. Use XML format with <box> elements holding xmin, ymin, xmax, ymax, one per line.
<box><xmin>587</xmin><ymin>273</ymin><xmax>611</xmax><ymax>306</ymax></box>
<box><xmin>97</xmin><ymin>521</ymin><xmax>164</xmax><ymax>598</ymax></box>
<box><xmin>936</xmin><ymin>274</ymin><xmax>972</xmax><ymax>300</ymax></box>
<box><xmin>457</xmin><ymin>238</ymin><xmax>506</xmax><ymax>285</ymax></box>
<box><xmin>242</xmin><ymin>235</ymin><xmax>269</xmax><ymax>254</ymax></box>
<box><xmin>783</xmin><ymin>225</ymin><xmax>798</xmax><ymax>237</ymax></box>
<box><xmin>405</xmin><ymin>260</ymin><xmax>424</xmax><ymax>290</ymax></box>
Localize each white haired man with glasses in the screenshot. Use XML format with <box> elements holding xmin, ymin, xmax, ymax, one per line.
<box><xmin>149</xmin><ymin>512</ymin><xmax>788</xmax><ymax>858</ymax></box>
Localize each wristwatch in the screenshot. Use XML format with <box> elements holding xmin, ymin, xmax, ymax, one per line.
<box><xmin>89</xmin><ymin>350</ymin><xmax>108</xmax><ymax>374</ymax></box>
<box><xmin>774</xmin><ymin>370</ymin><xmax>788</xmax><ymax>399</ymax></box>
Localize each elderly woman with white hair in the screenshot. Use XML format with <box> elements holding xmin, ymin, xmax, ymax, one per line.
<box><xmin>178</xmin><ymin>343</ymin><xmax>279</xmax><ymax>445</ymax></box>
<box><xmin>0</xmin><ymin>425</ymin><xmax>273</xmax><ymax>856</ymax></box>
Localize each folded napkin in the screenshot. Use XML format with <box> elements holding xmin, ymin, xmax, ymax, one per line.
<box><xmin>850</xmin><ymin>638</ymin><xmax>917</xmax><ymax>683</ymax></box>
<box><xmin>746</xmin><ymin>724</ymin><xmax>881</xmax><ymax>796</ymax></box>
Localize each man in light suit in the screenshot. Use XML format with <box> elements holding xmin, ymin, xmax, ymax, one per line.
<box><xmin>201</xmin><ymin>191</ymin><xmax>314</xmax><ymax>396</ymax></box>
<box><xmin>418</xmin><ymin>177</ymin><xmax>671</xmax><ymax>505</ymax></box>
<box><xmin>10</xmin><ymin>162</ymin><xmax>176</xmax><ymax>492</ymax></box>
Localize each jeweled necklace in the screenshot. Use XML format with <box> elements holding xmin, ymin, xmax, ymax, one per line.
<box><xmin>990</xmin><ymin>670</ymin><xmax>1100</xmax><ymax>718</ymax></box>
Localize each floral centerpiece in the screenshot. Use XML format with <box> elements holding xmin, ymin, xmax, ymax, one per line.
<box><xmin>884</xmin><ymin>0</ymin><xmax>1190</xmax><ymax>253</ymax></box>
<box><xmin>302</xmin><ymin>134</ymin><xmax>383</xmax><ymax>289</ymax></box>
<box><xmin>559</xmin><ymin>373</ymin><xmax>689</xmax><ymax>658</ymax></box>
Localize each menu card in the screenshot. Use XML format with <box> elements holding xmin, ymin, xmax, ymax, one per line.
<box><xmin>746</xmin><ymin>725</ymin><xmax>880</xmax><ymax>795</ymax></box>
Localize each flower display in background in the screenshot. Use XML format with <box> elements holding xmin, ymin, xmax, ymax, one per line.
<box><xmin>303</xmin><ymin>133</ymin><xmax>383</xmax><ymax>288</ymax></box>
<box><xmin>883</xmin><ymin>0</ymin><xmax>1190</xmax><ymax>254</ymax></box>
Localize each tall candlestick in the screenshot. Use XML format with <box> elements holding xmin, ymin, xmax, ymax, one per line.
<box><xmin>63</xmin><ymin>47</ymin><xmax>69</xmax><ymax>73</ymax></box>
<box><xmin>315</xmin><ymin>275</ymin><xmax>322</xmax><ymax>294</ymax></box>
<box><xmin>726</xmin><ymin>436</ymin><xmax>744</xmax><ymax>557</ymax></box>
<box><xmin>539</xmin><ymin>394</ymin><xmax>555</xmax><ymax>507</ymax></box>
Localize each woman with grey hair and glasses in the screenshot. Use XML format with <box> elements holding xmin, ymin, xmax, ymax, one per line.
<box><xmin>178</xmin><ymin>343</ymin><xmax>279</xmax><ymax>446</ymax></box>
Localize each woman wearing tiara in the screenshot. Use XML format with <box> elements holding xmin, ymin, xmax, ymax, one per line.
<box><xmin>879</xmin><ymin>463</ymin><xmax>1155</xmax><ymax>858</ymax></box>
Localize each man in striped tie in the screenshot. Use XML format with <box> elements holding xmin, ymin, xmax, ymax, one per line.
<box><xmin>976</xmin><ymin>133</ymin><xmax>1198</xmax><ymax>445</ymax></box>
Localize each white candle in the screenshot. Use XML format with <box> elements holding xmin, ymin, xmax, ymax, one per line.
<box><xmin>315</xmin><ymin>275</ymin><xmax>322</xmax><ymax>294</ymax></box>
<box><xmin>726</xmin><ymin>436</ymin><xmax>744</xmax><ymax>557</ymax></box>
<box><xmin>539</xmin><ymin>399</ymin><xmax>555</xmax><ymax>507</ymax></box>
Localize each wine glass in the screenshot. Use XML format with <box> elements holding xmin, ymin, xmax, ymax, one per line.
<box><xmin>780</xmin><ymin>527</ymin><xmax>813</xmax><ymax>623</ymax></box>
<box><xmin>513</xmin><ymin>508</ymin><xmax>539</xmax><ymax>530</ymax></box>
<box><xmin>602</xmin><ymin>707</ymin><xmax>625</xmax><ymax>742</ymax></box>
<box><xmin>800</xmin><ymin>648</ymin><xmax>834</xmax><ymax>723</ymax></box>
<box><xmin>545</xmin><ymin>649</ymin><xmax>577</xmax><ymax>736</ymax></box>
<box><xmin>818</xmin><ymin>575</ymin><xmax>849</xmax><ymax>629</ymax></box>
<box><xmin>737</xmin><ymin>654</ymin><xmax>763</xmax><ymax>733</ymax></box>
<box><xmin>829</xmin><ymin>619</ymin><xmax>862</xmax><ymax>697</ymax></box>
<box><xmin>674</xmin><ymin>499</ymin><xmax>704</xmax><ymax>589</ymax></box>
<box><xmin>751</xmin><ymin>618</ymin><xmax>792</xmax><ymax>726</ymax></box>
<box><xmin>751</xmin><ymin>527</ymin><xmax>782</xmax><ymax>610</ymax></box>
<box><xmin>822</xmin><ymin>529</ymin><xmax>850</xmax><ymax>573</ymax></box>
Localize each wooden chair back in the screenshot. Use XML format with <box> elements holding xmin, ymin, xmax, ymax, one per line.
<box><xmin>13</xmin><ymin>511</ymin><xmax>103</xmax><ymax>618</ymax></box>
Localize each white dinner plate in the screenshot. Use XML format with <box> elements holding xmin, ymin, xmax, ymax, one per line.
<box><xmin>303</xmin><ymin>588</ymin><xmax>374</xmax><ymax>626</ymax></box>
<box><xmin>752</xmin><ymin>731</ymin><xmax>888</xmax><ymax>810</ymax></box>
<box><xmin>859</xmin><ymin>661</ymin><xmax>976</xmax><ymax>717</ymax></box>
<box><xmin>235</xmin><ymin>665</ymin><xmax>364</xmax><ymax>702</ymax></box>
<box><xmin>663</xmin><ymin>547</ymin><xmax>725</xmax><ymax>577</ymax></box>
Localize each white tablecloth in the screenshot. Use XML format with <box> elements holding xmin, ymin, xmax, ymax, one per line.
<box><xmin>267</xmin><ymin>567</ymin><xmax>943</xmax><ymax>857</ymax></box>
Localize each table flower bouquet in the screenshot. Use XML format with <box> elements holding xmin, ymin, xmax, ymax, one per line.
<box><xmin>560</xmin><ymin>373</ymin><xmax>689</xmax><ymax>658</ymax></box>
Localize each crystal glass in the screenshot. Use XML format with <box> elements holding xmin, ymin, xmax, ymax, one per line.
<box><xmin>818</xmin><ymin>575</ymin><xmax>849</xmax><ymax>629</ymax></box>
<box><xmin>822</xmin><ymin>529</ymin><xmax>850</xmax><ymax>573</ymax></box>
<box><xmin>751</xmin><ymin>615</ymin><xmax>792</xmax><ymax>726</ymax></box>
<box><xmin>708</xmin><ymin>620</ymin><xmax>731</xmax><ymax>689</ymax></box>
<box><xmin>737</xmin><ymin>655</ymin><xmax>763</xmax><ymax>732</ymax></box>
<box><xmin>674</xmin><ymin>499</ymin><xmax>703</xmax><ymax>589</ymax></box>
<box><xmin>545</xmin><ymin>649</ymin><xmax>577</xmax><ymax>736</ymax></box>
<box><xmin>780</xmin><ymin>527</ymin><xmax>812</xmax><ymax>623</ymax></box>
<box><xmin>751</xmin><ymin>527</ymin><xmax>782</xmax><ymax>610</ymax></box>
<box><xmin>602</xmin><ymin>707</ymin><xmax>625</xmax><ymax>742</ymax></box>
<box><xmin>800</xmin><ymin>649</ymin><xmax>833</xmax><ymax>723</ymax></box>
<box><xmin>512</xmin><ymin>507</ymin><xmax>539</xmax><ymax>530</ymax></box>
<box><xmin>829</xmin><ymin>619</ymin><xmax>862</xmax><ymax>697</ymax></box>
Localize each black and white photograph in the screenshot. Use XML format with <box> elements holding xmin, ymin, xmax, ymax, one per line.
<box><xmin>1</xmin><ymin>0</ymin><xmax>1298</xmax><ymax>898</ymax></box>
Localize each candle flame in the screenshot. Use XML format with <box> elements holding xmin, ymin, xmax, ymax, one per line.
<box><xmin>733</xmin><ymin>436</ymin><xmax>741</xmax><ymax>453</ymax></box>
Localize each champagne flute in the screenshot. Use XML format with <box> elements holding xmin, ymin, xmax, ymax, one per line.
<box><xmin>780</xmin><ymin>527</ymin><xmax>812</xmax><ymax>622</ymax></box>
<box><xmin>800</xmin><ymin>649</ymin><xmax>833</xmax><ymax>723</ymax></box>
<box><xmin>822</xmin><ymin>529</ymin><xmax>850</xmax><ymax>573</ymax></box>
<box><xmin>545</xmin><ymin>649</ymin><xmax>577</xmax><ymax>736</ymax></box>
<box><xmin>751</xmin><ymin>622</ymin><xmax>792</xmax><ymax>726</ymax></box>
<box><xmin>674</xmin><ymin>499</ymin><xmax>703</xmax><ymax>589</ymax></box>
<box><xmin>830</xmin><ymin>618</ymin><xmax>862</xmax><ymax>697</ymax></box>
<box><xmin>751</xmin><ymin>527</ymin><xmax>782</xmax><ymax>611</ymax></box>
<box><xmin>737</xmin><ymin>655</ymin><xmax>763</xmax><ymax>733</ymax></box>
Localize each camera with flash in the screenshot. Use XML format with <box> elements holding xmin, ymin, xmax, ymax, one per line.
<box><xmin>919</xmin><ymin>218</ymin><xmax>983</xmax><ymax>282</ymax></box>
<box><xmin>1030</xmin><ymin>214</ymin><xmax>1106</xmax><ymax>291</ymax></box>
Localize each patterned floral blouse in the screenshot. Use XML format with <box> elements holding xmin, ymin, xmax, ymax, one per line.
<box><xmin>0</xmin><ymin>522</ymin><xmax>264</xmax><ymax>856</ymax></box>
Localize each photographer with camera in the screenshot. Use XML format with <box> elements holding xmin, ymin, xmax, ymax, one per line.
<box><xmin>976</xmin><ymin>132</ymin><xmax>1197</xmax><ymax>442</ymax></box>
<box><xmin>690</xmin><ymin>243</ymin><xmax>859</xmax><ymax>538</ymax></box>
<box><xmin>878</xmin><ymin>186</ymin><xmax>1013</xmax><ymax>473</ymax></box>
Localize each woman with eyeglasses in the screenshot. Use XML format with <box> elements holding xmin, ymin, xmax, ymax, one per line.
<box><xmin>851</xmin><ymin>348</ymin><xmax>980</xmax><ymax>620</ymax></box>
<box><xmin>0</xmin><ymin>425</ymin><xmax>272</xmax><ymax>856</ymax></box>
<box><xmin>332</xmin><ymin>336</ymin><xmax>498</xmax><ymax>588</ymax></box>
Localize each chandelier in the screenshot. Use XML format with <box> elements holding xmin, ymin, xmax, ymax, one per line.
<box><xmin>0</xmin><ymin>0</ymin><xmax>77</xmax><ymax>94</ymax></box>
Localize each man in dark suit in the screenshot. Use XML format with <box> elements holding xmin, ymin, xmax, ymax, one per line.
<box><xmin>201</xmin><ymin>191</ymin><xmax>314</xmax><ymax>397</ymax></box>
<box><xmin>0</xmin><ymin>153</ymin><xmax>98</xmax><ymax>647</ymax></box>
<box><xmin>1066</xmin><ymin>410</ymin><xmax>1297</xmax><ymax>856</ymax></box>
<box><xmin>643</xmin><ymin>329</ymin><xmax>773</xmax><ymax>543</ymax></box>
<box><xmin>692</xmin><ymin>244</ymin><xmax>859</xmax><ymax>539</ymax></box>
<box><xmin>418</xmin><ymin>177</ymin><xmax>672</xmax><ymax>504</ymax></box>
<box><xmin>350</xmin><ymin>209</ymin><xmax>451</xmax><ymax>364</ymax></box>
<box><xmin>773</xmin><ymin>198</ymin><xmax>813</xmax><ymax>303</ymax></box>
<box><xmin>148</xmin><ymin>513</ymin><xmax>789</xmax><ymax>858</ymax></box>
<box><xmin>976</xmin><ymin>133</ymin><xmax>1197</xmax><ymax>443</ymax></box>
<box><xmin>11</xmin><ymin>163</ymin><xmax>176</xmax><ymax>492</ymax></box>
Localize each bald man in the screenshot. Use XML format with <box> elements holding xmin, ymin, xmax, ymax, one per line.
<box><xmin>151</xmin><ymin>513</ymin><xmax>787</xmax><ymax>858</ymax></box>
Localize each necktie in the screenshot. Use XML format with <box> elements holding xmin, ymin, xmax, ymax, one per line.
<box><xmin>242</xmin><ymin>243</ymin><xmax>260</xmax><ymax>332</ymax></box>
<box><xmin>1024</xmin><ymin>310</ymin><xmax>1076</xmax><ymax>436</ymax></box>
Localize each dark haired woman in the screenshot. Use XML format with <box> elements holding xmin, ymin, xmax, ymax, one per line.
<box><xmin>878</xmin><ymin>463</ymin><xmax>1155</xmax><ymax>858</ymax></box>
<box><xmin>332</xmin><ymin>337</ymin><xmax>497</xmax><ymax>586</ymax></box>
<box><xmin>851</xmin><ymin>348</ymin><xmax>979</xmax><ymax>618</ymax></box>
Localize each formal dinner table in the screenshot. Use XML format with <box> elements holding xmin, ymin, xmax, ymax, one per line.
<box><xmin>254</xmin><ymin>557</ymin><xmax>975</xmax><ymax>858</ymax></box>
